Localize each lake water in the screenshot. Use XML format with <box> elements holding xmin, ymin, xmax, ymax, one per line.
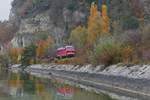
<box><xmin>0</xmin><ymin>69</ymin><xmax>115</xmax><ymax>100</ymax></box>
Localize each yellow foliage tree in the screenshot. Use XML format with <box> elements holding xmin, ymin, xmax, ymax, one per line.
<box><xmin>87</xmin><ymin>2</ymin><xmax>103</xmax><ymax>45</ymax></box>
<box><xmin>9</xmin><ymin>48</ymin><xmax>24</xmax><ymax>63</ymax></box>
<box><xmin>101</xmin><ymin>4</ymin><xmax>110</xmax><ymax>34</ymax></box>
<box><xmin>36</xmin><ymin>40</ymin><xmax>45</xmax><ymax>58</ymax></box>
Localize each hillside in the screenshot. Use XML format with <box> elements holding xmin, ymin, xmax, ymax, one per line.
<box><xmin>9</xmin><ymin>0</ymin><xmax>150</xmax><ymax>48</ymax></box>
<box><xmin>0</xmin><ymin>0</ymin><xmax>149</xmax><ymax>66</ymax></box>
<box><xmin>10</xmin><ymin>0</ymin><xmax>89</xmax><ymax>47</ymax></box>
<box><xmin>0</xmin><ymin>1</ymin><xmax>150</xmax><ymax>100</ymax></box>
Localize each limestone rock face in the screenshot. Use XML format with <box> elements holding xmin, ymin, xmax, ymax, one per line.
<box><xmin>11</xmin><ymin>33</ymin><xmax>34</xmax><ymax>47</ymax></box>
<box><xmin>10</xmin><ymin>0</ymin><xmax>88</xmax><ymax>47</ymax></box>
<box><xmin>18</xmin><ymin>12</ymin><xmax>51</xmax><ymax>34</ymax></box>
<box><xmin>10</xmin><ymin>0</ymin><xmax>150</xmax><ymax>48</ymax></box>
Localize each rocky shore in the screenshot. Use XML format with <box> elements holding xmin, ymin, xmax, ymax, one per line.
<box><xmin>11</xmin><ymin>64</ymin><xmax>150</xmax><ymax>100</ymax></box>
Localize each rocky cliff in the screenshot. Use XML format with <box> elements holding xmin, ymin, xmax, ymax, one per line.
<box><xmin>9</xmin><ymin>0</ymin><xmax>150</xmax><ymax>48</ymax></box>
<box><xmin>10</xmin><ymin>0</ymin><xmax>88</xmax><ymax>47</ymax></box>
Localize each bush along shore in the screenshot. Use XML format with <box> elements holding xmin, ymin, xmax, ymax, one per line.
<box><xmin>10</xmin><ymin>64</ymin><xmax>150</xmax><ymax>100</ymax></box>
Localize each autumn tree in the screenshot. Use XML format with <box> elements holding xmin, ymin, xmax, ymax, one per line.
<box><xmin>87</xmin><ymin>2</ymin><xmax>102</xmax><ymax>45</ymax></box>
<box><xmin>36</xmin><ymin>36</ymin><xmax>54</xmax><ymax>58</ymax></box>
<box><xmin>101</xmin><ymin>4</ymin><xmax>110</xmax><ymax>33</ymax></box>
<box><xmin>9</xmin><ymin>48</ymin><xmax>24</xmax><ymax>63</ymax></box>
<box><xmin>69</xmin><ymin>26</ymin><xmax>87</xmax><ymax>49</ymax></box>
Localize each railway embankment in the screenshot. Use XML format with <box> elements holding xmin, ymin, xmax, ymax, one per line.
<box><xmin>11</xmin><ymin>64</ymin><xmax>150</xmax><ymax>100</ymax></box>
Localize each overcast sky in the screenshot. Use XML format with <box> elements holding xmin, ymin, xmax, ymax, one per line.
<box><xmin>0</xmin><ymin>0</ymin><xmax>13</xmax><ymax>21</ymax></box>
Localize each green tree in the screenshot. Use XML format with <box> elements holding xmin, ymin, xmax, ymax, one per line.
<box><xmin>21</xmin><ymin>44</ymin><xmax>37</xmax><ymax>67</ymax></box>
<box><xmin>69</xmin><ymin>26</ymin><xmax>87</xmax><ymax>49</ymax></box>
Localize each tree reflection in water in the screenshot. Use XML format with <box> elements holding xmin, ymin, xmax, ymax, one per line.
<box><xmin>0</xmin><ymin>71</ymin><xmax>115</xmax><ymax>100</ymax></box>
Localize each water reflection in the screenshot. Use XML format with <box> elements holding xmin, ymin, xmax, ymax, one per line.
<box><xmin>0</xmin><ymin>71</ymin><xmax>115</xmax><ymax>100</ymax></box>
<box><xmin>8</xmin><ymin>74</ymin><xmax>23</xmax><ymax>97</ymax></box>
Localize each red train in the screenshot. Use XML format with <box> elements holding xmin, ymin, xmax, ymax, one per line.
<box><xmin>56</xmin><ymin>45</ymin><xmax>76</xmax><ymax>59</ymax></box>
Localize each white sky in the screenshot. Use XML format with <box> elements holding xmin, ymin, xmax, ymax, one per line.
<box><xmin>0</xmin><ymin>0</ymin><xmax>13</xmax><ymax>21</ymax></box>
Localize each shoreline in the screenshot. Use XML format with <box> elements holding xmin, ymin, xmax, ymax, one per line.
<box><xmin>11</xmin><ymin>64</ymin><xmax>150</xmax><ymax>100</ymax></box>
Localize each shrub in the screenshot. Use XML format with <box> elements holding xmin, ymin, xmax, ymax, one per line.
<box><xmin>55</xmin><ymin>58</ymin><xmax>82</xmax><ymax>65</ymax></box>
<box><xmin>142</xmin><ymin>49</ymin><xmax>150</xmax><ymax>63</ymax></box>
<box><xmin>36</xmin><ymin>36</ymin><xmax>54</xmax><ymax>58</ymax></box>
<box><xmin>119</xmin><ymin>25</ymin><xmax>150</xmax><ymax>63</ymax></box>
<box><xmin>142</xmin><ymin>25</ymin><xmax>150</xmax><ymax>46</ymax></box>
<box><xmin>122</xmin><ymin>16</ymin><xmax>140</xmax><ymax>30</ymax></box>
<box><xmin>93</xmin><ymin>37</ymin><xmax>123</xmax><ymax>66</ymax></box>
<box><xmin>119</xmin><ymin>30</ymin><xmax>142</xmax><ymax>47</ymax></box>
<box><xmin>121</xmin><ymin>46</ymin><xmax>134</xmax><ymax>64</ymax></box>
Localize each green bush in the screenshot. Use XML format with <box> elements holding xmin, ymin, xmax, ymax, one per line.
<box><xmin>93</xmin><ymin>37</ymin><xmax>123</xmax><ymax>66</ymax></box>
<box><xmin>122</xmin><ymin>16</ymin><xmax>140</xmax><ymax>30</ymax></box>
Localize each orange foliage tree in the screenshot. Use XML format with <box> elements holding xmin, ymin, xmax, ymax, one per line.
<box><xmin>101</xmin><ymin>4</ymin><xmax>110</xmax><ymax>33</ymax></box>
<box><xmin>121</xmin><ymin>46</ymin><xmax>134</xmax><ymax>64</ymax></box>
<box><xmin>87</xmin><ymin>2</ymin><xmax>110</xmax><ymax>46</ymax></box>
<box><xmin>36</xmin><ymin>36</ymin><xmax>54</xmax><ymax>58</ymax></box>
<box><xmin>9</xmin><ymin>48</ymin><xmax>24</xmax><ymax>63</ymax></box>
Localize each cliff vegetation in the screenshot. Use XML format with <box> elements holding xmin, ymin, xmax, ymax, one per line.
<box><xmin>0</xmin><ymin>0</ymin><xmax>149</xmax><ymax>66</ymax></box>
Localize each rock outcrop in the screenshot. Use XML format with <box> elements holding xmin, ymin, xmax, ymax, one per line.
<box><xmin>10</xmin><ymin>0</ymin><xmax>88</xmax><ymax>47</ymax></box>
<box><xmin>9</xmin><ymin>0</ymin><xmax>150</xmax><ymax>48</ymax></box>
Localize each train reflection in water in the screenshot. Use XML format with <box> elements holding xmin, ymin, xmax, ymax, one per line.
<box><xmin>0</xmin><ymin>72</ymin><xmax>114</xmax><ymax>100</ymax></box>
